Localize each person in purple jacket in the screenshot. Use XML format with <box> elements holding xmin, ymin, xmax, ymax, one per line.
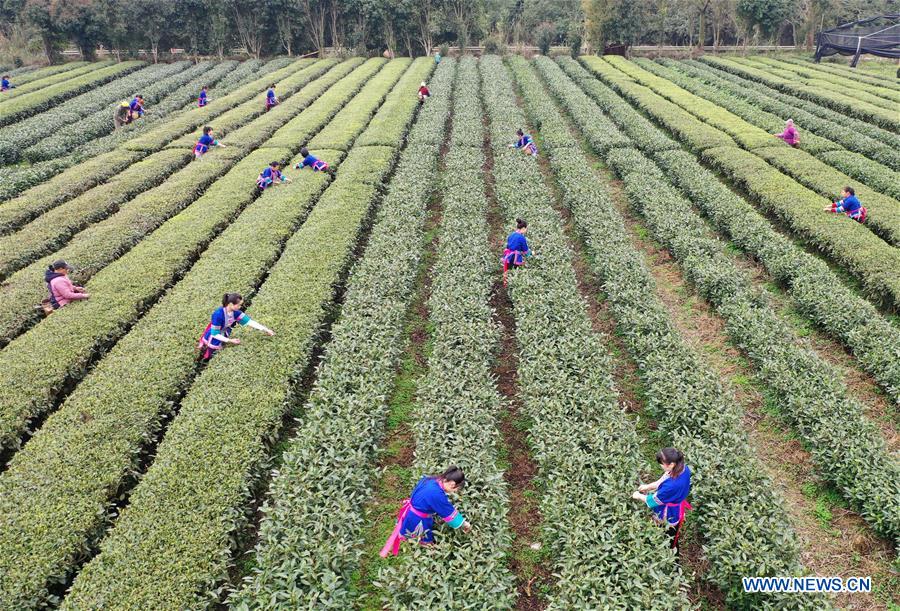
<box><xmin>1</xmin><ymin>75</ymin><xmax>11</xmax><ymax>92</ymax></box>
<box><xmin>633</xmin><ymin>447</ymin><xmax>693</xmax><ymax>550</ymax></box>
<box><xmin>773</xmin><ymin>118</ymin><xmax>800</xmax><ymax>147</ymax></box>
<box><xmin>824</xmin><ymin>185</ymin><xmax>866</xmax><ymax>223</ymax></box>
<box><xmin>380</xmin><ymin>466</ymin><xmax>472</xmax><ymax>557</ymax></box>
<box><xmin>198</xmin><ymin>86</ymin><xmax>209</xmax><ymax>107</ymax></box>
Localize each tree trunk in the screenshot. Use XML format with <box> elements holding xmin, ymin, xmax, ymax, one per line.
<box><xmin>151</xmin><ymin>41</ymin><xmax>159</xmax><ymax>63</ymax></box>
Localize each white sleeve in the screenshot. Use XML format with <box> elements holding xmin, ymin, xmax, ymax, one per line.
<box><xmin>246</xmin><ymin>319</ymin><xmax>271</xmax><ymax>333</ymax></box>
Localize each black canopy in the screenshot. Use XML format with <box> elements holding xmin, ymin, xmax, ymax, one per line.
<box><xmin>814</xmin><ymin>14</ymin><xmax>900</xmax><ymax>67</ymax></box>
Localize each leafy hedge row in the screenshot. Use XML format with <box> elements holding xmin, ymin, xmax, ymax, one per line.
<box><xmin>229</xmin><ymin>59</ymin><xmax>456</xmax><ymax>610</ymax></box>
<box><xmin>0</xmin><ymin>60</ymin><xmax>143</xmax><ymax>126</ymax></box>
<box><xmin>0</xmin><ymin>148</ymin><xmax>192</xmax><ymax>278</ymax></box>
<box><xmin>21</xmin><ymin>61</ymin><xmax>217</xmax><ymax>163</ymax></box>
<box><xmin>580</xmin><ymin>56</ymin><xmax>900</xmax><ymax>309</ymax></box>
<box><xmin>0</xmin><ymin>61</ymin><xmax>176</xmax><ymax>162</ymax></box>
<box><xmin>0</xmin><ymin>58</ymin><xmax>412</xmax><ymax>607</ymax></box>
<box><xmin>174</xmin><ymin>61</ymin><xmax>353</xmax><ymax>151</ymax></box>
<box><xmin>0</xmin><ymin>145</ymin><xmax>293</xmax><ymax>609</ymax></box>
<box><xmin>0</xmin><ymin>61</ymin><xmax>106</xmax><ymax>97</ymax></box>
<box><xmin>612</xmin><ymin>151</ymin><xmax>900</xmax><ymax>542</ymax></box>
<box><xmin>636</xmin><ymin>58</ymin><xmax>840</xmax><ymax>156</ymax></box>
<box><xmin>665</xmin><ymin>59</ymin><xmax>900</xmax><ymax>171</ymax></box>
<box><xmin>61</xmin><ymin>90</ymin><xmax>415</xmax><ymax>606</ymax></box>
<box><xmin>698</xmin><ymin>57</ymin><xmax>900</xmax><ymax>151</ymax></box>
<box><xmin>531</xmin><ymin>57</ymin><xmax>813</xmax><ymax>609</ymax></box>
<box><xmin>355</xmin><ymin>57</ymin><xmax>434</xmax><ymax>147</ymax></box>
<box><xmin>306</xmin><ymin>59</ymin><xmax>410</xmax><ymax>151</ymax></box>
<box><xmin>699</xmin><ymin>56</ymin><xmax>900</xmax><ymax>134</ymax></box>
<box><xmin>605</xmin><ymin>55</ymin><xmax>776</xmax><ymax>150</ymax></box>
<box><xmin>0</xmin><ymin>150</ymin><xmax>141</xmax><ymax>232</ymax></box>
<box><xmin>703</xmin><ymin>146</ymin><xmax>900</xmax><ymax>309</ymax></box>
<box><xmin>552</xmin><ymin>57</ymin><xmax>678</xmax><ymax>152</ymax></box>
<box><xmin>580</xmin><ymin>56</ymin><xmax>734</xmax><ymax>151</ymax></box>
<box><xmin>489</xmin><ymin>55</ymin><xmax>691</xmax><ymax>609</ymax></box>
<box><xmin>122</xmin><ymin>58</ymin><xmax>321</xmax><ymax>151</ymax></box>
<box><xmin>374</xmin><ymin>56</ymin><xmax>516</xmax><ymax>609</ymax></box>
<box><xmin>0</xmin><ymin>61</ymin><xmax>384</xmax><ymax>447</ymax></box>
<box><xmin>775</xmin><ymin>55</ymin><xmax>899</xmax><ymax>89</ymax></box>
<box><xmin>546</xmin><ymin>57</ymin><xmax>900</xmax><ymax>405</ymax></box>
<box><xmin>817</xmin><ymin>149</ymin><xmax>900</xmax><ymax>200</ymax></box>
<box><xmin>743</xmin><ymin>56</ymin><xmax>900</xmax><ymax>106</ymax></box>
<box><xmin>2</xmin><ymin>61</ymin><xmax>89</xmax><ymax>87</ymax></box>
<box><xmin>751</xmin><ymin>145</ymin><xmax>900</xmax><ymax>246</ymax></box>
<box><xmin>562</xmin><ymin>57</ymin><xmax>900</xmax><ymax>247</ymax></box>
<box><xmin>0</xmin><ymin>62</ymin><xmax>357</xmax><ymax>341</ymax></box>
<box><xmin>655</xmin><ymin>150</ymin><xmax>900</xmax><ymax>407</ymax></box>
<box><xmin>0</xmin><ymin>58</ymin><xmax>274</xmax><ymax>203</ymax></box>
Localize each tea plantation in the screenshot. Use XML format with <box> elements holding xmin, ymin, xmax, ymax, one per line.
<box><xmin>0</xmin><ymin>54</ymin><xmax>897</xmax><ymax>609</ymax></box>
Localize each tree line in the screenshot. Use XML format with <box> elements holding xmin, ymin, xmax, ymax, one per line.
<box><xmin>0</xmin><ymin>0</ymin><xmax>892</xmax><ymax>65</ymax></box>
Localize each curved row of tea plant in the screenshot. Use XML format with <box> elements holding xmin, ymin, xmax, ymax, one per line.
<box><xmin>743</xmin><ymin>56</ymin><xmax>900</xmax><ymax>106</ymax></box>
<box><xmin>21</xmin><ymin>61</ymin><xmax>217</xmax><ymax>163</ymax></box>
<box><xmin>553</xmin><ymin>57</ymin><xmax>678</xmax><ymax>152</ymax></box>
<box><xmin>550</xmin><ymin>56</ymin><xmax>900</xmax><ymax>408</ymax></box>
<box><xmin>703</xmin><ymin>146</ymin><xmax>900</xmax><ymax>310</ymax></box>
<box><xmin>0</xmin><ymin>61</ymin><xmax>105</xmax><ymax>97</ymax></box>
<box><xmin>61</xmin><ymin>63</ymin><xmax>421</xmax><ymax>610</ymax></box>
<box><xmin>374</xmin><ymin>56</ymin><xmax>515</xmax><ymax>609</ymax></box>
<box><xmin>694</xmin><ymin>58</ymin><xmax>900</xmax><ymax>152</ymax></box>
<box><xmin>484</xmin><ymin>55</ymin><xmax>691</xmax><ymax>609</ymax></box>
<box><xmin>0</xmin><ymin>58</ymin><xmax>408</xmax><ymax>611</ymax></box>
<box><xmin>0</xmin><ymin>61</ymin><xmax>90</xmax><ymax>88</ymax></box>
<box><xmin>0</xmin><ymin>61</ymin><xmax>180</xmax><ymax>163</ymax></box>
<box><xmin>626</xmin><ymin>58</ymin><xmax>900</xmax><ymax>245</ymax></box>
<box><xmin>606</xmin><ymin>55</ymin><xmax>776</xmax><ymax>149</ymax></box>
<box><xmin>0</xmin><ymin>58</ymin><xmax>288</xmax><ymax>202</ymax></box>
<box><xmin>0</xmin><ymin>149</ymin><xmax>192</xmax><ymax>277</ymax></box>
<box><xmin>230</xmin><ymin>58</ymin><xmax>454</xmax><ymax>610</ymax></box>
<box><xmin>0</xmin><ymin>61</ymin><xmax>353</xmax><ymax>346</ymax></box>
<box><xmin>751</xmin><ymin>146</ymin><xmax>900</xmax><ymax>246</ymax></box>
<box><xmin>775</xmin><ymin>55</ymin><xmax>898</xmax><ymax>89</ymax></box>
<box><xmin>530</xmin><ymin>54</ymin><xmax>811</xmax><ymax>609</ymax></box>
<box><xmin>699</xmin><ymin>56</ymin><xmax>900</xmax><ymax>134</ymax></box>
<box><xmin>0</xmin><ymin>61</ymin><xmax>143</xmax><ymax>127</ymax></box>
<box><xmin>0</xmin><ymin>59</ymin><xmax>385</xmax><ymax>453</ymax></box>
<box><xmin>581</xmin><ymin>57</ymin><xmax>734</xmax><ymax>152</ymax></box>
<box><xmin>613</xmin><ymin>148</ymin><xmax>900</xmax><ymax>542</ymax></box>
<box><xmin>660</xmin><ymin>59</ymin><xmax>900</xmax><ymax>174</ymax></box>
<box><xmin>580</xmin><ymin>57</ymin><xmax>900</xmax><ymax>310</ymax></box>
<box><xmin>655</xmin><ymin>151</ymin><xmax>900</xmax><ymax>407</ymax></box>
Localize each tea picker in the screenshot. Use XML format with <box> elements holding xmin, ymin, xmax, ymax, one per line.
<box><xmin>193</xmin><ymin>125</ymin><xmax>226</xmax><ymax>160</ymax></box>
<box><xmin>380</xmin><ymin>466</ymin><xmax>473</xmax><ymax>557</ymax></box>
<box><xmin>265</xmin><ymin>84</ymin><xmax>279</xmax><ymax>111</ymax></box>
<box><xmin>40</xmin><ymin>259</ymin><xmax>89</xmax><ymax>315</ymax></box>
<box><xmin>773</xmin><ymin>118</ymin><xmax>800</xmax><ymax>148</ymax></box>
<box><xmin>294</xmin><ymin>147</ymin><xmax>331</xmax><ymax>173</ymax></box>
<box><xmin>198</xmin><ymin>86</ymin><xmax>209</xmax><ymax>107</ymax></box>
<box><xmin>501</xmin><ymin>218</ymin><xmax>531</xmax><ymax>286</ymax></box>
<box><xmin>256</xmin><ymin>161</ymin><xmax>291</xmax><ymax>191</ymax></box>
<box><xmin>197</xmin><ymin>292</ymin><xmax>274</xmax><ymax>361</ymax></box>
<box><xmin>508</xmin><ymin>128</ymin><xmax>538</xmax><ymax>157</ymax></box>
<box><xmin>417</xmin><ymin>82</ymin><xmax>430</xmax><ymax>104</ymax></box>
<box><xmin>632</xmin><ymin>447</ymin><xmax>693</xmax><ymax>550</ymax></box>
<box><xmin>824</xmin><ymin>185</ymin><xmax>866</xmax><ymax>223</ymax></box>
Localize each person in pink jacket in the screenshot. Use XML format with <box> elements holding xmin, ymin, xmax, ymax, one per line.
<box><xmin>774</xmin><ymin>118</ymin><xmax>800</xmax><ymax>148</ymax></box>
<box><xmin>44</xmin><ymin>260</ymin><xmax>89</xmax><ymax>310</ymax></box>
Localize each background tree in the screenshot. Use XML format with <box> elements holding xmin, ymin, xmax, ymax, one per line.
<box><xmin>20</xmin><ymin>0</ymin><xmax>65</xmax><ymax>63</ymax></box>
<box><xmin>299</xmin><ymin>0</ymin><xmax>327</xmax><ymax>56</ymax></box>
